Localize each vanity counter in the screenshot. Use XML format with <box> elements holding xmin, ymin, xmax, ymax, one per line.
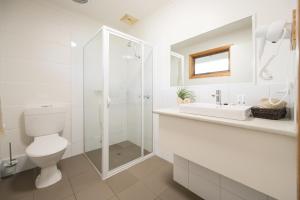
<box><xmin>154</xmin><ymin>108</ymin><xmax>296</xmax><ymax>138</ymax></box>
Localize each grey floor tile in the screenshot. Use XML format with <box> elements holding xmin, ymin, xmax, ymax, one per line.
<box><xmin>85</xmin><ymin>141</ymin><xmax>144</xmax><ymax>172</ymax></box>
<box><xmin>109</xmin><ymin>142</ymin><xmax>142</xmax><ymax>170</ymax></box>
<box><xmin>61</xmin><ymin>195</ymin><xmax>76</xmax><ymax>200</ymax></box>
<box><xmin>75</xmin><ymin>181</ymin><xmax>114</xmax><ymax>200</ymax></box>
<box><xmin>1</xmin><ymin>154</ymin><xmax>204</xmax><ymax>200</ymax></box>
<box><xmin>59</xmin><ymin>154</ymin><xmax>93</xmax><ymax>178</ymax></box>
<box><xmin>0</xmin><ymin>169</ymin><xmax>35</xmax><ymax>200</ymax></box>
<box><xmin>106</xmin><ymin>170</ymin><xmax>139</xmax><ymax>193</ymax></box>
<box><xmin>69</xmin><ymin>168</ymin><xmax>102</xmax><ymax>192</ymax></box>
<box><xmin>117</xmin><ymin>141</ymin><xmax>135</xmax><ymax>148</ymax></box>
<box><xmin>86</xmin><ymin>149</ymin><xmax>102</xmax><ymax>172</ymax></box>
<box><xmin>142</xmin><ymin>163</ymin><xmax>173</xmax><ymax>195</ymax></box>
<box><xmin>108</xmin><ymin>196</ymin><xmax>119</xmax><ymax>200</ymax></box>
<box><xmin>128</xmin><ymin>156</ymin><xmax>170</xmax><ymax>179</ymax></box>
<box><xmin>117</xmin><ymin>182</ymin><xmax>157</xmax><ymax>200</ymax></box>
<box><xmin>34</xmin><ymin>174</ymin><xmax>73</xmax><ymax>200</ymax></box>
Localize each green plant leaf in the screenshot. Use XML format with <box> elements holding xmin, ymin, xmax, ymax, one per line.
<box><xmin>176</xmin><ymin>88</ymin><xmax>196</xmax><ymax>101</ymax></box>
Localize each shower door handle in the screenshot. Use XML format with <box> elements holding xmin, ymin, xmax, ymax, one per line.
<box><xmin>107</xmin><ymin>96</ymin><xmax>111</xmax><ymax>108</ymax></box>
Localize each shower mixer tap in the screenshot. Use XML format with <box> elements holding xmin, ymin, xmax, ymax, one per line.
<box><xmin>211</xmin><ymin>90</ymin><xmax>222</xmax><ymax>105</ymax></box>
<box><xmin>144</xmin><ymin>95</ymin><xmax>151</xmax><ymax>100</ymax></box>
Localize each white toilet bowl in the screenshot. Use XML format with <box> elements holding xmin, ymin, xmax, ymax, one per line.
<box><xmin>26</xmin><ymin>134</ymin><xmax>68</xmax><ymax>188</ymax></box>
<box><xmin>24</xmin><ymin>106</ymin><xmax>67</xmax><ymax>188</ymax></box>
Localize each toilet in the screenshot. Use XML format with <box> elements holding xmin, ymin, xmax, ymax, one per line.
<box><xmin>24</xmin><ymin>106</ymin><xmax>68</xmax><ymax>188</ymax></box>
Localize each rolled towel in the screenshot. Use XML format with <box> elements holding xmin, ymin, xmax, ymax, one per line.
<box><xmin>257</xmin><ymin>98</ymin><xmax>287</xmax><ymax>109</ymax></box>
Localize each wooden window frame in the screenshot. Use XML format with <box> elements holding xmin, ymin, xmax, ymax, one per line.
<box><xmin>189</xmin><ymin>45</ymin><xmax>231</xmax><ymax>79</ymax></box>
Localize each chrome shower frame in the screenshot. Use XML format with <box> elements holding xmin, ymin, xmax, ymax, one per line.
<box><xmin>83</xmin><ymin>26</ymin><xmax>155</xmax><ymax>180</ymax></box>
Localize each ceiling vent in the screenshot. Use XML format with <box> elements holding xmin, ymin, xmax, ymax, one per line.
<box><xmin>72</xmin><ymin>0</ymin><xmax>88</xmax><ymax>4</ymax></box>
<box><xmin>120</xmin><ymin>14</ymin><xmax>139</xmax><ymax>25</ymax></box>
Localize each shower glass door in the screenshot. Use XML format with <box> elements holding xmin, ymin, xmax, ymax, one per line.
<box><xmin>83</xmin><ymin>31</ymin><xmax>103</xmax><ymax>173</ymax></box>
<box><xmin>143</xmin><ymin>44</ymin><xmax>153</xmax><ymax>155</ymax></box>
<box><xmin>108</xmin><ymin>33</ymin><xmax>142</xmax><ymax>170</ymax></box>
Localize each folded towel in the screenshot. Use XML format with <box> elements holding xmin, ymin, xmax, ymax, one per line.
<box><xmin>257</xmin><ymin>98</ymin><xmax>287</xmax><ymax>109</ymax></box>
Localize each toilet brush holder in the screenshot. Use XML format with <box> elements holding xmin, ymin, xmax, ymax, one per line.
<box><xmin>1</xmin><ymin>143</ymin><xmax>18</xmax><ymax>178</ymax></box>
<box><xmin>2</xmin><ymin>159</ymin><xmax>18</xmax><ymax>178</ymax></box>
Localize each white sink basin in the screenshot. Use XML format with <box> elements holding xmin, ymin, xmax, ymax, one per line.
<box><xmin>179</xmin><ymin>103</ymin><xmax>251</xmax><ymax>120</ymax></box>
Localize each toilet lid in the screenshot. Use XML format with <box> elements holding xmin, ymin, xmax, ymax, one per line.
<box><xmin>26</xmin><ymin>134</ymin><xmax>68</xmax><ymax>157</ymax></box>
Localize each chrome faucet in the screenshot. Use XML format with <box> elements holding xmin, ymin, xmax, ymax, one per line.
<box><xmin>212</xmin><ymin>90</ymin><xmax>222</xmax><ymax>105</ymax></box>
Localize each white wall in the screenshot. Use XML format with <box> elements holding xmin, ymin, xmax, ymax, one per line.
<box><xmin>128</xmin><ymin>0</ymin><xmax>297</xmax><ymax>160</ymax></box>
<box><xmin>0</xmin><ymin>0</ymin><xmax>102</xmax><ymax>169</ymax></box>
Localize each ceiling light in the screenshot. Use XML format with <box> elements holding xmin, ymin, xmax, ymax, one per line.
<box><xmin>120</xmin><ymin>14</ymin><xmax>139</xmax><ymax>25</ymax></box>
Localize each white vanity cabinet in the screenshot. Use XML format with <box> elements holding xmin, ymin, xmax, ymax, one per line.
<box><xmin>155</xmin><ymin>109</ymin><xmax>296</xmax><ymax>200</ymax></box>
<box><xmin>174</xmin><ymin>154</ymin><xmax>276</xmax><ymax>200</ymax></box>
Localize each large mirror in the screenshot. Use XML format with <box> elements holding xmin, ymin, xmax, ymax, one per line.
<box><xmin>170</xmin><ymin>16</ymin><xmax>254</xmax><ymax>86</ymax></box>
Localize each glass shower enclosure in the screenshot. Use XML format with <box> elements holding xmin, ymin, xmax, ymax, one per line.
<box><xmin>83</xmin><ymin>26</ymin><xmax>153</xmax><ymax>179</ymax></box>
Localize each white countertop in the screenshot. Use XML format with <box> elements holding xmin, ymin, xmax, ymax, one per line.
<box><xmin>154</xmin><ymin>108</ymin><xmax>297</xmax><ymax>138</ymax></box>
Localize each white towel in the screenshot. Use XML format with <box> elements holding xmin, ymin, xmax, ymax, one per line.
<box><xmin>257</xmin><ymin>98</ymin><xmax>287</xmax><ymax>109</ymax></box>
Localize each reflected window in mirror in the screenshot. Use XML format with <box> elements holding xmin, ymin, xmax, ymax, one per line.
<box><xmin>189</xmin><ymin>45</ymin><xmax>231</xmax><ymax>79</ymax></box>
<box><xmin>170</xmin><ymin>51</ymin><xmax>184</xmax><ymax>86</ymax></box>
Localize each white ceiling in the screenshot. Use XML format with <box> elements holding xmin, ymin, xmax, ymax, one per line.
<box><xmin>44</xmin><ymin>0</ymin><xmax>171</xmax><ymax>29</ymax></box>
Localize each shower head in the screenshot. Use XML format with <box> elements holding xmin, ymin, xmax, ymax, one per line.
<box><xmin>127</xmin><ymin>41</ymin><xmax>132</xmax><ymax>47</ymax></box>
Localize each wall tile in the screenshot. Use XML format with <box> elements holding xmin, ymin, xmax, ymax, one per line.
<box><xmin>0</xmin><ymin>0</ymin><xmax>101</xmax><ymax>165</ymax></box>
<box><xmin>0</xmin><ymin>129</ymin><xmax>32</xmax><ymax>159</ymax></box>
<box><xmin>71</xmin><ymin>106</ymin><xmax>83</xmax><ymax>143</ymax></box>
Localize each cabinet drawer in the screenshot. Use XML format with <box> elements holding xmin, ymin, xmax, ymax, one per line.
<box><xmin>189</xmin><ymin>161</ymin><xmax>220</xmax><ymax>185</ymax></box>
<box><xmin>174</xmin><ymin>154</ymin><xmax>189</xmax><ymax>169</ymax></box>
<box><xmin>221</xmin><ymin>176</ymin><xmax>268</xmax><ymax>200</ymax></box>
<box><xmin>173</xmin><ymin>154</ymin><xmax>189</xmax><ymax>187</ymax></box>
<box><xmin>189</xmin><ymin>170</ymin><xmax>220</xmax><ymax>200</ymax></box>
<box><xmin>221</xmin><ymin>189</ymin><xmax>244</xmax><ymax>200</ymax></box>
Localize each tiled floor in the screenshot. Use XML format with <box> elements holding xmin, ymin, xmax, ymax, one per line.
<box><xmin>85</xmin><ymin>141</ymin><xmax>150</xmax><ymax>172</ymax></box>
<box><xmin>0</xmin><ymin>155</ymin><xmax>203</xmax><ymax>200</ymax></box>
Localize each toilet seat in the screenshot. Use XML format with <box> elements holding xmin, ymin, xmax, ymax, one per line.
<box><xmin>26</xmin><ymin>134</ymin><xmax>68</xmax><ymax>157</ymax></box>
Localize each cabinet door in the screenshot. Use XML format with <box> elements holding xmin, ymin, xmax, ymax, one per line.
<box><xmin>189</xmin><ymin>171</ymin><xmax>221</xmax><ymax>200</ymax></box>
<box><xmin>221</xmin><ymin>189</ymin><xmax>244</xmax><ymax>200</ymax></box>
<box><xmin>221</xmin><ymin>176</ymin><xmax>268</xmax><ymax>200</ymax></box>
<box><xmin>173</xmin><ymin>154</ymin><xmax>189</xmax><ymax>188</ymax></box>
<box><xmin>189</xmin><ymin>162</ymin><xmax>221</xmax><ymax>200</ymax></box>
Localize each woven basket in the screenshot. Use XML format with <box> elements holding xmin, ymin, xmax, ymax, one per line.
<box><xmin>250</xmin><ymin>107</ymin><xmax>287</xmax><ymax>120</ymax></box>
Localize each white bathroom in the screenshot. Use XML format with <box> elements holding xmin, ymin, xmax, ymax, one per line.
<box><xmin>0</xmin><ymin>0</ymin><xmax>298</xmax><ymax>200</ymax></box>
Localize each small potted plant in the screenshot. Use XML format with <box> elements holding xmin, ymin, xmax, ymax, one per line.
<box><xmin>176</xmin><ymin>88</ymin><xmax>195</xmax><ymax>104</ymax></box>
